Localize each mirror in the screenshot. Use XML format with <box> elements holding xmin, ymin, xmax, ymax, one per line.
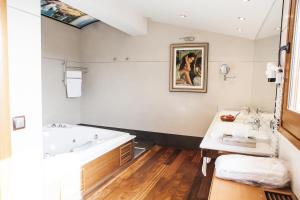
<box><xmin>252</xmin><ymin>0</ymin><xmax>283</xmax><ymax>112</ymax></box>
<box><xmin>288</xmin><ymin>0</ymin><xmax>300</xmax><ymax>113</ymax></box>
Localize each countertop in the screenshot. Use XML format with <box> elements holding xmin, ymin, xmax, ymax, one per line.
<box><xmin>200</xmin><ymin>110</ymin><xmax>275</xmax><ymax>157</ymax></box>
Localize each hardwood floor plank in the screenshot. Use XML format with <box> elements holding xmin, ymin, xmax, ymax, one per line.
<box><xmin>168</xmin><ymin>151</ymin><xmax>201</xmax><ymax>200</ymax></box>
<box><xmin>164</xmin><ymin>149</ymin><xmax>182</xmax><ymax>165</ymax></box>
<box><xmin>142</xmin><ymin>150</ymin><xmax>191</xmax><ymax>200</ymax></box>
<box><xmin>91</xmin><ymin>147</ymin><xmax>175</xmax><ymax>200</ymax></box>
<box><xmin>86</xmin><ymin>145</ymin><xmax>162</xmax><ymax>199</ymax></box>
<box><xmin>192</xmin><ymin>150</ymin><xmax>202</xmax><ymax>164</ymax></box>
<box><xmin>143</xmin><ymin>151</ymin><xmax>198</xmax><ymax>200</ymax></box>
<box><xmin>86</xmin><ymin>146</ymin><xmax>214</xmax><ymax>200</ymax></box>
<box><xmin>188</xmin><ymin>159</ymin><xmax>215</xmax><ymax>200</ymax></box>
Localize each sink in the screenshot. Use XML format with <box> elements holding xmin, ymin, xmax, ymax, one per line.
<box><xmin>221</xmin><ymin>134</ymin><xmax>256</xmax><ymax>148</ymax></box>
<box><xmin>200</xmin><ymin>110</ymin><xmax>275</xmax><ymax>156</ymax></box>
<box><xmin>210</xmin><ymin>121</ymin><xmax>270</xmax><ymax>143</ymax></box>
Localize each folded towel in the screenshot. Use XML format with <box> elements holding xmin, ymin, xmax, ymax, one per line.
<box><xmin>65</xmin><ymin>71</ymin><xmax>82</xmax><ymax>98</ymax></box>
<box><xmin>215</xmin><ymin>154</ymin><xmax>290</xmax><ymax>188</ymax></box>
<box><xmin>66</xmin><ymin>71</ymin><xmax>82</xmax><ymax>79</ymax></box>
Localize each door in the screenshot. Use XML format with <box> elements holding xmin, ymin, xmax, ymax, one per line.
<box><xmin>0</xmin><ymin>0</ymin><xmax>12</xmax><ymax>199</ymax></box>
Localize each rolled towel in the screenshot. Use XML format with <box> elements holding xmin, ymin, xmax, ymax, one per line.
<box><xmin>215</xmin><ymin>154</ymin><xmax>290</xmax><ymax>188</ymax></box>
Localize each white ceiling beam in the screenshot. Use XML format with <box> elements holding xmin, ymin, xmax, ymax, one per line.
<box><xmin>62</xmin><ymin>0</ymin><xmax>148</xmax><ymax>36</ymax></box>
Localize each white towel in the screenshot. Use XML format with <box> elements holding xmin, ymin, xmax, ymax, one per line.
<box><xmin>215</xmin><ymin>154</ymin><xmax>290</xmax><ymax>188</ymax></box>
<box><xmin>66</xmin><ymin>71</ymin><xmax>82</xmax><ymax>79</ymax></box>
<box><xmin>65</xmin><ymin>71</ymin><xmax>82</xmax><ymax>98</ymax></box>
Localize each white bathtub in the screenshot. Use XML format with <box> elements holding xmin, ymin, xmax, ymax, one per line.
<box><xmin>42</xmin><ymin>124</ymin><xmax>135</xmax><ymax>200</ymax></box>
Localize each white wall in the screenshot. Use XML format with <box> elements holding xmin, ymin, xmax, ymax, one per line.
<box><xmin>79</xmin><ymin>21</ymin><xmax>256</xmax><ymax>137</ymax></box>
<box><xmin>279</xmin><ymin>134</ymin><xmax>300</xmax><ymax>198</ymax></box>
<box><xmin>42</xmin><ymin>19</ymin><xmax>278</xmax><ymax>137</ymax></box>
<box><xmin>41</xmin><ymin>17</ymin><xmax>81</xmax><ymax>125</ymax></box>
<box><xmin>7</xmin><ymin>0</ymin><xmax>43</xmax><ymax>199</ymax></box>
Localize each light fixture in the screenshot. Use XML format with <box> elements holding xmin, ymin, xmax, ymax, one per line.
<box><xmin>179</xmin><ymin>14</ymin><xmax>187</xmax><ymax>18</ymax></box>
<box><xmin>238</xmin><ymin>17</ymin><xmax>246</xmax><ymax>21</ymax></box>
<box><xmin>179</xmin><ymin>36</ymin><xmax>195</xmax><ymax>41</ymax></box>
<box><xmin>236</xmin><ymin>27</ymin><xmax>243</xmax><ymax>32</ymax></box>
<box><xmin>243</xmin><ymin>0</ymin><xmax>250</xmax><ymax>2</ymax></box>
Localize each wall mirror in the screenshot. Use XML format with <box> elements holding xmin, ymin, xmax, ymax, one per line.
<box><xmin>252</xmin><ymin>0</ymin><xmax>283</xmax><ymax>112</ymax></box>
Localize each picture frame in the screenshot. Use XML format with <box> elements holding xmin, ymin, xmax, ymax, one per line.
<box><xmin>169</xmin><ymin>43</ymin><xmax>209</xmax><ymax>93</ymax></box>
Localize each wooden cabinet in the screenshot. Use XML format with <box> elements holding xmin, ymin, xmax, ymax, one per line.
<box><xmin>81</xmin><ymin>141</ymin><xmax>133</xmax><ymax>194</ymax></box>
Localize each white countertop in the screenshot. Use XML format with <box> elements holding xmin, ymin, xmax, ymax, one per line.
<box><xmin>200</xmin><ymin>111</ymin><xmax>275</xmax><ymax>157</ymax></box>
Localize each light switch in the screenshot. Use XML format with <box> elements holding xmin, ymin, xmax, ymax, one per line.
<box><xmin>13</xmin><ymin>116</ymin><xmax>26</xmax><ymax>131</ymax></box>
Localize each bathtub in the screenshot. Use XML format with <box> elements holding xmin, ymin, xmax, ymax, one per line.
<box><xmin>42</xmin><ymin>124</ymin><xmax>135</xmax><ymax>200</ymax></box>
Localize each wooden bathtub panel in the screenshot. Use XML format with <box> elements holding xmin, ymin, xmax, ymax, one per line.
<box><xmin>82</xmin><ymin>147</ymin><xmax>120</xmax><ymax>193</ymax></box>
<box><xmin>81</xmin><ymin>141</ymin><xmax>134</xmax><ymax>194</ymax></box>
<box><xmin>120</xmin><ymin>142</ymin><xmax>133</xmax><ymax>166</ymax></box>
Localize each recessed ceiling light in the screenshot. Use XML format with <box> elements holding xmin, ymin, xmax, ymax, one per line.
<box><xmin>238</xmin><ymin>17</ymin><xmax>246</xmax><ymax>21</ymax></box>
<box><xmin>180</xmin><ymin>14</ymin><xmax>187</xmax><ymax>18</ymax></box>
<box><xmin>236</xmin><ymin>27</ymin><xmax>243</xmax><ymax>32</ymax></box>
<box><xmin>243</xmin><ymin>0</ymin><xmax>250</xmax><ymax>2</ymax></box>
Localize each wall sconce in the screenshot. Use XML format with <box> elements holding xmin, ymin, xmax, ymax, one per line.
<box><xmin>179</xmin><ymin>36</ymin><xmax>195</xmax><ymax>42</ymax></box>
<box><xmin>220</xmin><ymin>64</ymin><xmax>235</xmax><ymax>81</ymax></box>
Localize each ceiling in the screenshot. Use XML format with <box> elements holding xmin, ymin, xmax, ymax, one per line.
<box><xmin>62</xmin><ymin>0</ymin><xmax>282</xmax><ymax>40</ymax></box>
<box><xmin>255</xmin><ymin>0</ymin><xmax>283</xmax><ymax>39</ymax></box>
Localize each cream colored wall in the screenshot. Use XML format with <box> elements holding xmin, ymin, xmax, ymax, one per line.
<box><xmin>7</xmin><ymin>0</ymin><xmax>43</xmax><ymax>199</ymax></box>
<box><xmin>79</xmin><ymin>21</ymin><xmax>255</xmax><ymax>137</ymax></box>
<box><xmin>41</xmin><ymin>18</ymin><xmax>278</xmax><ymax>137</ymax></box>
<box><xmin>279</xmin><ymin>134</ymin><xmax>300</xmax><ymax>198</ymax></box>
<box><xmin>277</xmin><ymin>0</ymin><xmax>300</xmax><ymax>198</ymax></box>
<box><xmin>252</xmin><ymin>35</ymin><xmax>279</xmax><ymax>112</ymax></box>
<box><xmin>41</xmin><ymin>17</ymin><xmax>81</xmax><ymax>125</ymax></box>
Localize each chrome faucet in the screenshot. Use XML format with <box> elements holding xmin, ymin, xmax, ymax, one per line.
<box><xmin>241</xmin><ymin>106</ymin><xmax>251</xmax><ymax>114</ymax></box>
<box><xmin>249</xmin><ymin>118</ymin><xmax>261</xmax><ymax>130</ymax></box>
<box><xmin>256</xmin><ymin>107</ymin><xmax>264</xmax><ymax>114</ymax></box>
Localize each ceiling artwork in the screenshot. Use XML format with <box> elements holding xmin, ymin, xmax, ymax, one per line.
<box><xmin>41</xmin><ymin>0</ymin><xmax>99</xmax><ymax>29</ymax></box>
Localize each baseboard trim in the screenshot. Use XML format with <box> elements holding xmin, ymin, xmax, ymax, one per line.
<box><xmin>79</xmin><ymin>124</ymin><xmax>202</xmax><ymax>149</ymax></box>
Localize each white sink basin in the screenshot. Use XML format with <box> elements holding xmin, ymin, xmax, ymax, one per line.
<box><xmin>210</xmin><ymin>121</ymin><xmax>270</xmax><ymax>143</ymax></box>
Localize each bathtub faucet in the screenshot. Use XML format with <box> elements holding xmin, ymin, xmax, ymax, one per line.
<box><xmin>94</xmin><ymin>134</ymin><xmax>99</xmax><ymax>140</ymax></box>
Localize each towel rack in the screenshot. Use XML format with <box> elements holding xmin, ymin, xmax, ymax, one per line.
<box><xmin>63</xmin><ymin>60</ymin><xmax>88</xmax><ymax>74</ymax></box>
<box><xmin>62</xmin><ymin>60</ymin><xmax>88</xmax><ymax>84</ymax></box>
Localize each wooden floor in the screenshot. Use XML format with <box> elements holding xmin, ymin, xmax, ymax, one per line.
<box><xmin>86</xmin><ymin>145</ymin><xmax>215</xmax><ymax>200</ymax></box>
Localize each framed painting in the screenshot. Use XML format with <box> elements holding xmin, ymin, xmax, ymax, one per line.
<box><xmin>169</xmin><ymin>43</ymin><xmax>209</xmax><ymax>93</ymax></box>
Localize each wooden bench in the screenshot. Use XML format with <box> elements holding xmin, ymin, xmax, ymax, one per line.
<box><xmin>209</xmin><ymin>174</ymin><xmax>297</xmax><ymax>200</ymax></box>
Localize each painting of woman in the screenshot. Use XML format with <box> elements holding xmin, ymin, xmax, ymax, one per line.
<box><xmin>177</xmin><ymin>53</ymin><xmax>196</xmax><ymax>85</ymax></box>
<box><xmin>170</xmin><ymin>43</ymin><xmax>209</xmax><ymax>93</ymax></box>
